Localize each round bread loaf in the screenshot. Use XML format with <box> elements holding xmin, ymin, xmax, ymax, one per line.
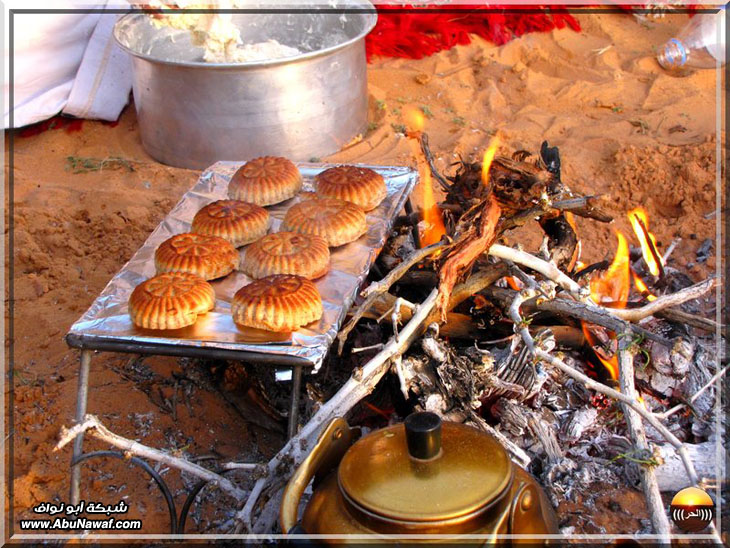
<box><xmin>191</xmin><ymin>200</ymin><xmax>269</xmax><ymax>247</ymax></box>
<box><xmin>232</xmin><ymin>275</ymin><xmax>323</xmax><ymax>332</ymax></box>
<box><xmin>241</xmin><ymin>232</ymin><xmax>330</xmax><ymax>280</ymax></box>
<box><xmin>314</xmin><ymin>165</ymin><xmax>387</xmax><ymax>211</ymax></box>
<box><xmin>228</xmin><ymin>156</ymin><xmax>302</xmax><ymax>206</ymax></box>
<box><xmin>281</xmin><ymin>197</ymin><xmax>367</xmax><ymax>247</ymax></box>
<box><xmin>129</xmin><ymin>272</ymin><xmax>215</xmax><ymax>330</ymax></box>
<box><xmin>155</xmin><ymin>233</ymin><xmax>239</xmax><ymax>280</ymax></box>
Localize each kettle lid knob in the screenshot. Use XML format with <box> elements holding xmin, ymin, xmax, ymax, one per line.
<box><xmin>404</xmin><ymin>412</ymin><xmax>442</xmax><ymax>460</ymax></box>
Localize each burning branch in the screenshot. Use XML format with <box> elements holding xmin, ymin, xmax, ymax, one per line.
<box><xmin>436</xmin><ymin>196</ymin><xmax>501</xmax><ymax>321</ymax></box>
<box><xmin>607</xmin><ymin>277</ymin><xmax>717</xmax><ymax>323</ymax></box>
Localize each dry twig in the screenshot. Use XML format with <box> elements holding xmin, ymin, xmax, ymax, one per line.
<box><xmin>56</xmin><ymin>414</ymin><xmax>249</xmax><ymax>500</ymax></box>
<box><xmin>617</xmin><ymin>336</ymin><xmax>671</xmax><ymax>539</ymax></box>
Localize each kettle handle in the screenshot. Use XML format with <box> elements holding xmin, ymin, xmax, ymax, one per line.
<box><xmin>280</xmin><ymin>417</ymin><xmax>359</xmax><ymax>534</ymax></box>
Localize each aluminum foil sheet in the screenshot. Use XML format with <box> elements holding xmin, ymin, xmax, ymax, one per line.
<box><xmin>67</xmin><ymin>161</ymin><xmax>418</xmax><ymax>373</ymax></box>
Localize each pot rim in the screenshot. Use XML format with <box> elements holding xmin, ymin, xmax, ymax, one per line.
<box><xmin>113</xmin><ymin>2</ymin><xmax>377</xmax><ymax>69</ymax></box>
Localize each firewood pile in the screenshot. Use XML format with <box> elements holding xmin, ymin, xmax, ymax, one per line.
<box><xmin>56</xmin><ymin>131</ymin><xmax>725</xmax><ymax>539</ymax></box>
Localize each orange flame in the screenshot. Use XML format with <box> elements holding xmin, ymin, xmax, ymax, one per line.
<box><xmin>589</xmin><ymin>232</ymin><xmax>631</xmax><ymax>308</ymax></box>
<box><xmin>481</xmin><ymin>135</ymin><xmax>500</xmax><ymax>187</ymax></box>
<box><xmin>584</xmin><ymin>231</ymin><xmax>631</xmax><ymax>382</ymax></box>
<box><xmin>404</xmin><ymin>106</ymin><xmax>446</xmax><ymax>248</ymax></box>
<box><xmin>581</xmin><ymin>323</ymin><xmax>619</xmax><ymax>381</ymax></box>
<box><xmin>632</xmin><ymin>270</ymin><xmax>658</xmax><ymax>302</ymax></box>
<box><xmin>421</xmin><ymin>170</ymin><xmax>447</xmax><ymax>247</ymax></box>
<box><xmin>405</xmin><ymin>106</ymin><xmax>425</xmax><ymax>135</ymax></box>
<box><xmin>628</xmin><ymin>207</ymin><xmax>662</xmax><ymax>277</ymax></box>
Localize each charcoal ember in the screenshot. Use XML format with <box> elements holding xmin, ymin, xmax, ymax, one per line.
<box><xmin>379</xmin><ymin>226</ymin><xmax>416</xmax><ymax>271</ymax></box>
<box><xmin>696</xmin><ymin>238</ymin><xmax>713</xmax><ymax>263</ymax></box>
<box><xmin>649</xmin><ymin>372</ymin><xmax>676</xmax><ymax>397</ymax></box>
<box><xmin>642</xmin><ymin>332</ymin><xmax>695</xmax><ymax>397</ymax></box>
<box><xmin>670</xmin><ymin>338</ymin><xmax>694</xmax><ymax>377</ymax></box>
<box><xmin>492</xmin><ymin>398</ymin><xmax>529</xmax><ymax>437</ymax></box>
<box><xmin>543</xmin><ymin>458</ymin><xmax>622</xmax><ymax>508</ymax></box>
<box><xmin>677</xmin><ymin>342</ymin><xmax>718</xmax><ymax>439</ymax></box>
<box><xmin>562</xmin><ymin>406</ymin><xmax>598</xmax><ymax>444</ymax></box>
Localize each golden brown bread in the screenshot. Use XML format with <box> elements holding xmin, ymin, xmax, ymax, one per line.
<box><xmin>155</xmin><ymin>233</ymin><xmax>239</xmax><ymax>280</ymax></box>
<box><xmin>129</xmin><ymin>272</ymin><xmax>215</xmax><ymax>330</ymax></box>
<box><xmin>231</xmin><ymin>275</ymin><xmax>323</xmax><ymax>332</ymax></box>
<box><xmin>314</xmin><ymin>165</ymin><xmax>387</xmax><ymax>211</ymax></box>
<box><xmin>191</xmin><ymin>199</ymin><xmax>269</xmax><ymax>247</ymax></box>
<box><xmin>241</xmin><ymin>231</ymin><xmax>330</xmax><ymax>280</ymax></box>
<box><xmin>227</xmin><ymin>156</ymin><xmax>302</xmax><ymax>206</ymax></box>
<box><xmin>281</xmin><ymin>197</ymin><xmax>367</xmax><ymax>247</ymax></box>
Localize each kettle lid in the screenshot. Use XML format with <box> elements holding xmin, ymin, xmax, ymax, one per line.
<box><xmin>337</xmin><ymin>413</ymin><xmax>512</xmax><ymax>523</ymax></box>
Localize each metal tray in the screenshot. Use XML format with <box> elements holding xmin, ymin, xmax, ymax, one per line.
<box><xmin>66</xmin><ymin>161</ymin><xmax>418</xmax><ymax>373</ymax></box>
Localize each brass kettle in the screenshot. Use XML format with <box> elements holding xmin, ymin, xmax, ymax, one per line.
<box><xmin>280</xmin><ymin>412</ymin><xmax>559</xmax><ymax>543</ymax></box>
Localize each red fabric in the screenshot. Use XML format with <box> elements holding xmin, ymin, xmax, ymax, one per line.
<box><xmin>366</xmin><ymin>5</ymin><xmax>581</xmax><ymax>61</ymax></box>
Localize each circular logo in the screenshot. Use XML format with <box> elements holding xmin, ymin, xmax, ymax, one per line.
<box><xmin>669</xmin><ymin>486</ymin><xmax>714</xmax><ymax>532</ymax></box>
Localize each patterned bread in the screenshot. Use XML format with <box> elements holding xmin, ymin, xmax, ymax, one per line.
<box><xmin>281</xmin><ymin>197</ymin><xmax>367</xmax><ymax>247</ymax></box>
<box><xmin>227</xmin><ymin>156</ymin><xmax>302</xmax><ymax>206</ymax></box>
<box><xmin>241</xmin><ymin>232</ymin><xmax>330</xmax><ymax>280</ymax></box>
<box><xmin>314</xmin><ymin>165</ymin><xmax>387</xmax><ymax>211</ymax></box>
<box><xmin>155</xmin><ymin>233</ymin><xmax>239</xmax><ymax>280</ymax></box>
<box><xmin>129</xmin><ymin>272</ymin><xmax>215</xmax><ymax>330</ymax></box>
<box><xmin>231</xmin><ymin>275</ymin><xmax>323</xmax><ymax>332</ymax></box>
<box><xmin>191</xmin><ymin>200</ymin><xmax>269</xmax><ymax>247</ymax></box>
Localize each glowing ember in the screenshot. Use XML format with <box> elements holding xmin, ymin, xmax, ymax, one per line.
<box><xmin>504</xmin><ymin>276</ymin><xmax>523</xmax><ymax>291</ymax></box>
<box><xmin>481</xmin><ymin>135</ymin><xmax>500</xmax><ymax>187</ymax></box>
<box><xmin>581</xmin><ymin>322</ymin><xmax>619</xmax><ymax>381</ymax></box>
<box><xmin>628</xmin><ymin>206</ymin><xmax>662</xmax><ymax>277</ymax></box>
<box><xmin>589</xmin><ymin>232</ymin><xmax>630</xmax><ymax>308</ymax></box>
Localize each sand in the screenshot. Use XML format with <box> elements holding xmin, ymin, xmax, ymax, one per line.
<box><xmin>6</xmin><ymin>12</ymin><xmax>721</xmax><ymax>535</ymax></box>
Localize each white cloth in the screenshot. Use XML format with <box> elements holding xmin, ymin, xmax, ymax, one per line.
<box><xmin>4</xmin><ymin>1</ymin><xmax>133</xmax><ymax>129</ymax></box>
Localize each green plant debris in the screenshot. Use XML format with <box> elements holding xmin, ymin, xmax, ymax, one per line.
<box><xmin>392</xmin><ymin>107</ymin><xmax>402</xmax><ymax>116</ymax></box>
<box><xmin>376</xmin><ymin>99</ymin><xmax>387</xmax><ymax>111</ymax></box>
<box><xmin>610</xmin><ymin>450</ymin><xmax>660</xmax><ymax>467</ymax></box>
<box><xmin>367</xmin><ymin>121</ymin><xmax>380</xmax><ymax>132</ymax></box>
<box><xmin>395</xmin><ymin>96</ymin><xmax>409</xmax><ymax>104</ymax></box>
<box><xmin>629</xmin><ymin>119</ymin><xmax>650</xmax><ymax>134</ymax></box>
<box><xmin>66</xmin><ymin>156</ymin><xmax>135</xmax><ymax>174</ymax></box>
<box><xmin>420</xmin><ymin>105</ymin><xmax>434</xmax><ymax>118</ymax></box>
<box><xmin>452</xmin><ymin>116</ymin><xmax>467</xmax><ymax>127</ymax></box>
<box><xmin>391</xmin><ymin>123</ymin><xmax>407</xmax><ymax>135</ymax></box>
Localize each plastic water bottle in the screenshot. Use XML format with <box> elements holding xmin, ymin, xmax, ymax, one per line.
<box><xmin>657</xmin><ymin>10</ymin><xmax>726</xmax><ymax>70</ymax></box>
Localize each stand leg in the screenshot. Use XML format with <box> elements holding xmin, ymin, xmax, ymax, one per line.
<box><xmin>287</xmin><ymin>364</ymin><xmax>303</xmax><ymax>439</ymax></box>
<box><xmin>70</xmin><ymin>349</ymin><xmax>92</xmax><ymax>504</ymax></box>
<box><xmin>404</xmin><ymin>198</ymin><xmax>421</xmax><ymax>249</ymax></box>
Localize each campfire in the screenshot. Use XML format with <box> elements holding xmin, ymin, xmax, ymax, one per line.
<box><xmin>56</xmin><ymin>132</ymin><xmax>723</xmax><ymax>539</ymax></box>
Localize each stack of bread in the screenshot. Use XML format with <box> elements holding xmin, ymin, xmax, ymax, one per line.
<box><xmin>128</xmin><ymin>156</ymin><xmax>388</xmax><ymax>334</ymax></box>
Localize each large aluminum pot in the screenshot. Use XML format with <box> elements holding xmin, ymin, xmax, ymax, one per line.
<box><xmin>114</xmin><ymin>4</ymin><xmax>376</xmax><ymax>169</ymax></box>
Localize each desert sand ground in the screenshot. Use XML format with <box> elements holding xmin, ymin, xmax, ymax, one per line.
<box><xmin>5</xmin><ymin>11</ymin><xmax>722</xmax><ymax>536</ymax></box>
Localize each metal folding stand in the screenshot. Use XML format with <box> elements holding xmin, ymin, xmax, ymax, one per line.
<box><xmin>65</xmin><ymin>334</ymin><xmax>309</xmax><ymax>506</ymax></box>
